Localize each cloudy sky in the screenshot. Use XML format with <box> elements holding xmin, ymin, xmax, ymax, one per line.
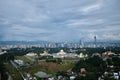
<box><xmin>0</xmin><ymin>0</ymin><xmax>120</xmax><ymax>42</ymax></box>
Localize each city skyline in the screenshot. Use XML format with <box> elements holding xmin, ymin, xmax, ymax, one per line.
<box><xmin>0</xmin><ymin>0</ymin><xmax>120</xmax><ymax>41</ymax></box>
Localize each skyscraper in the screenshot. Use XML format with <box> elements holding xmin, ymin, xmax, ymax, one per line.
<box><xmin>94</xmin><ymin>36</ymin><xmax>97</xmax><ymax>47</ymax></box>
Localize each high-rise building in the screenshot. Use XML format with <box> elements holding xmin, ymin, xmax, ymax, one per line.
<box><xmin>94</xmin><ymin>36</ymin><xmax>97</xmax><ymax>47</ymax></box>
<box><xmin>79</xmin><ymin>40</ymin><xmax>82</xmax><ymax>45</ymax></box>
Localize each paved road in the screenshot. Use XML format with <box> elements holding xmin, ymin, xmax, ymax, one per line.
<box><xmin>10</xmin><ymin>61</ymin><xmax>24</xmax><ymax>80</ymax></box>
<box><xmin>8</xmin><ymin>74</ymin><xmax>13</xmax><ymax>80</ymax></box>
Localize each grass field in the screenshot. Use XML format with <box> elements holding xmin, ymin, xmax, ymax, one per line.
<box><xmin>15</xmin><ymin>56</ymin><xmax>76</xmax><ymax>76</ymax></box>
<box><xmin>22</xmin><ymin>61</ymin><xmax>75</xmax><ymax>76</ymax></box>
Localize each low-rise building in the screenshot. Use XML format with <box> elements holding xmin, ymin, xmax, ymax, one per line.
<box><xmin>14</xmin><ymin>60</ymin><xmax>25</xmax><ymax>66</ymax></box>
<box><xmin>40</xmin><ymin>51</ymin><xmax>51</xmax><ymax>56</ymax></box>
<box><xmin>52</xmin><ymin>49</ymin><xmax>78</xmax><ymax>58</ymax></box>
<box><xmin>26</xmin><ymin>52</ymin><xmax>37</xmax><ymax>56</ymax></box>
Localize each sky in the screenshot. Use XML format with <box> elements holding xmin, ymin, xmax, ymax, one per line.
<box><xmin>0</xmin><ymin>0</ymin><xmax>120</xmax><ymax>42</ymax></box>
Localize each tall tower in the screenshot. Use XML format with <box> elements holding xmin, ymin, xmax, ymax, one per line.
<box><xmin>79</xmin><ymin>40</ymin><xmax>82</xmax><ymax>46</ymax></box>
<box><xmin>94</xmin><ymin>36</ymin><xmax>97</xmax><ymax>47</ymax></box>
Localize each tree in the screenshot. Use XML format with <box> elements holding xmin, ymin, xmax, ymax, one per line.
<box><xmin>0</xmin><ymin>62</ymin><xmax>8</xmax><ymax>80</ymax></box>
<box><xmin>112</xmin><ymin>57</ymin><xmax>120</xmax><ymax>67</ymax></box>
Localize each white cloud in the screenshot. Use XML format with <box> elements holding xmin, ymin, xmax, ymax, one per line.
<box><xmin>82</xmin><ymin>4</ymin><xmax>101</xmax><ymax>14</ymax></box>
<box><xmin>67</xmin><ymin>18</ymin><xmax>104</xmax><ymax>27</ymax></box>
<box><xmin>0</xmin><ymin>0</ymin><xmax>120</xmax><ymax>41</ymax></box>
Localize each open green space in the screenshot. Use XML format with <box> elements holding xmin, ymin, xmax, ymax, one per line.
<box><xmin>15</xmin><ymin>56</ymin><xmax>34</xmax><ymax>64</ymax></box>
<box><xmin>22</xmin><ymin>61</ymin><xmax>75</xmax><ymax>76</ymax></box>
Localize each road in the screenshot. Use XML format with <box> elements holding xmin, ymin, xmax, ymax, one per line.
<box><xmin>8</xmin><ymin>74</ymin><xmax>13</xmax><ymax>80</ymax></box>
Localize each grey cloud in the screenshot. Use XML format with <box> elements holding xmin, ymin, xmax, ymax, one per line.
<box><xmin>0</xmin><ymin>0</ymin><xmax>120</xmax><ymax>41</ymax></box>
